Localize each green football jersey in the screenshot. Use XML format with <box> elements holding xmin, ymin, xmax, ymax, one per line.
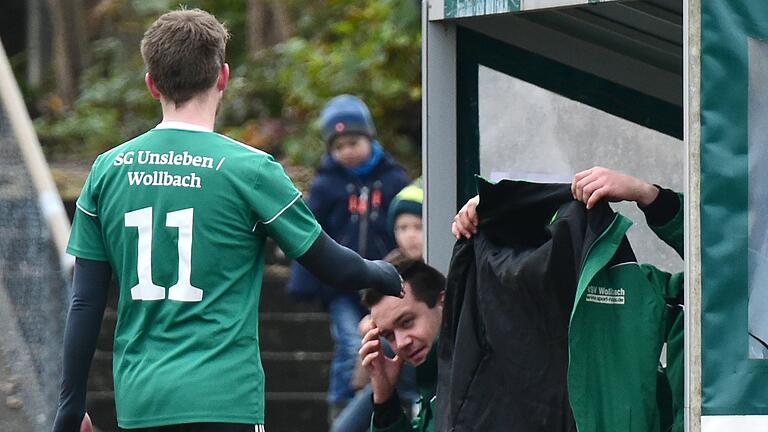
<box><xmin>67</xmin><ymin>122</ymin><xmax>321</xmax><ymax>428</ymax></box>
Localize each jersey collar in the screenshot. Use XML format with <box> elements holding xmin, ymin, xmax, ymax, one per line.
<box><xmin>155</xmin><ymin>121</ymin><xmax>213</xmax><ymax>132</ymax></box>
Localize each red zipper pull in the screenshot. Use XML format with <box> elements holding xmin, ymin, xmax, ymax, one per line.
<box><xmin>358</xmin><ymin>195</ymin><xmax>369</xmax><ymax>215</ymax></box>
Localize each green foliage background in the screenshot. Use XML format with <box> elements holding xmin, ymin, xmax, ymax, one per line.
<box><xmin>34</xmin><ymin>0</ymin><xmax>422</xmax><ymax>173</ymax></box>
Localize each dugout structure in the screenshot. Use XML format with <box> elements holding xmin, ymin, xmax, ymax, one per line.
<box><xmin>422</xmin><ymin>0</ymin><xmax>768</xmax><ymax>430</ymax></box>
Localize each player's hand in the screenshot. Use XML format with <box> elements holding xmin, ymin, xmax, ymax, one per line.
<box><xmin>452</xmin><ymin>195</ymin><xmax>480</xmax><ymax>239</ymax></box>
<box><xmin>80</xmin><ymin>413</ymin><xmax>93</xmax><ymax>432</ymax></box>
<box><xmin>371</xmin><ymin>260</ymin><xmax>404</xmax><ymax>298</ymax></box>
<box><xmin>51</xmin><ymin>410</ymin><xmax>93</xmax><ymax>432</ymax></box>
<box><xmin>572</xmin><ymin>166</ymin><xmax>659</xmax><ymax>209</ymax></box>
<box><xmin>359</xmin><ymin>327</ymin><xmax>404</xmax><ymax>404</ymax></box>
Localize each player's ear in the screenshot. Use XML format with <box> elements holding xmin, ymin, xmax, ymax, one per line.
<box><xmin>145</xmin><ymin>73</ymin><xmax>162</xmax><ymax>100</ymax></box>
<box><xmin>216</xmin><ymin>63</ymin><xmax>230</xmax><ymax>92</ymax></box>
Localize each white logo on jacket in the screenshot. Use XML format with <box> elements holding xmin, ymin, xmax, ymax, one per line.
<box><xmin>586</xmin><ymin>285</ymin><xmax>625</xmax><ymax>305</ymax></box>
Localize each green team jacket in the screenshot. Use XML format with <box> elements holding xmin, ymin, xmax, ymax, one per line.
<box><xmin>371</xmin><ymin>345</ymin><xmax>438</xmax><ymax>432</ymax></box>
<box><xmin>568</xmin><ymin>194</ymin><xmax>684</xmax><ymax>432</ymax></box>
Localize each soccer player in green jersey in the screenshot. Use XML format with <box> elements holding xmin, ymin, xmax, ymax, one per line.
<box><xmin>52</xmin><ymin>9</ymin><xmax>402</xmax><ymax>432</ymax></box>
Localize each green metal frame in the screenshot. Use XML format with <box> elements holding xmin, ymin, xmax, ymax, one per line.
<box><xmin>700</xmin><ymin>0</ymin><xmax>768</xmax><ymax>416</ymax></box>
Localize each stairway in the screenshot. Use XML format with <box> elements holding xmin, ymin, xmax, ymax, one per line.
<box><xmin>261</xmin><ymin>247</ymin><xmax>333</xmax><ymax>432</ymax></box>
<box><xmin>69</xmin><ymin>220</ymin><xmax>335</xmax><ymax>431</ymax></box>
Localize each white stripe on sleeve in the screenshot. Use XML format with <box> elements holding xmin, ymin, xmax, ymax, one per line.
<box><xmin>255</xmin><ymin>193</ymin><xmax>302</xmax><ymax>228</ymax></box>
<box><xmin>76</xmin><ymin>202</ymin><xmax>98</xmax><ymax>217</ymax></box>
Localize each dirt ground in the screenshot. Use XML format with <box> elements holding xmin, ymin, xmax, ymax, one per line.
<box><xmin>0</xmin><ymin>349</ymin><xmax>34</xmax><ymax>431</ymax></box>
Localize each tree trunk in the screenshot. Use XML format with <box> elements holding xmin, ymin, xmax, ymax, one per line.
<box><xmin>269</xmin><ymin>0</ymin><xmax>294</xmax><ymax>44</ymax></box>
<box><xmin>26</xmin><ymin>0</ymin><xmax>49</xmax><ymax>87</ymax></box>
<box><xmin>247</xmin><ymin>0</ymin><xmax>267</xmax><ymax>55</ymax></box>
<box><xmin>47</xmin><ymin>0</ymin><xmax>87</xmax><ymax>107</ymax></box>
<box><xmin>247</xmin><ymin>0</ymin><xmax>295</xmax><ymax>55</ymax></box>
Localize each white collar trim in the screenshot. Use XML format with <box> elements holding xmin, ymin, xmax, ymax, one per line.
<box><xmin>155</xmin><ymin>121</ymin><xmax>213</xmax><ymax>132</ymax></box>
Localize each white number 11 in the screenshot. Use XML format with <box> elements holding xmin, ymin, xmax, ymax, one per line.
<box><xmin>124</xmin><ymin>207</ymin><xmax>203</xmax><ymax>302</ymax></box>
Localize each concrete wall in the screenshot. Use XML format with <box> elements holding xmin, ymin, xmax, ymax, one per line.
<box><xmin>478</xmin><ymin>65</ymin><xmax>684</xmax><ymax>272</ymax></box>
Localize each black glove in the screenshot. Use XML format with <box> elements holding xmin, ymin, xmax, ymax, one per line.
<box><xmin>368</xmin><ymin>259</ymin><xmax>404</xmax><ymax>297</ymax></box>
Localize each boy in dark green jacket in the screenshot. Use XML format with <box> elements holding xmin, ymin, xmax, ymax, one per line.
<box><xmin>359</xmin><ymin>261</ymin><xmax>445</xmax><ymax>432</ymax></box>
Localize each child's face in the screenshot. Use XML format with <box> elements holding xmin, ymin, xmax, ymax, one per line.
<box><xmin>331</xmin><ymin>135</ymin><xmax>372</xmax><ymax>168</ymax></box>
<box><xmin>394</xmin><ymin>213</ymin><xmax>423</xmax><ymax>260</ymax></box>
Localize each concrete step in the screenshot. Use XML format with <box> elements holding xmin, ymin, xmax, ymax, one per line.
<box><xmin>265</xmin><ymin>393</ymin><xmax>327</xmax><ymax>432</ymax></box>
<box><xmin>86</xmin><ymin>390</ymin><xmax>117</xmax><ymax>431</ymax></box>
<box><xmin>260</xmin><ymin>265</ymin><xmax>325</xmax><ymax>314</ymax></box>
<box><xmin>262</xmin><ymin>351</ymin><xmax>332</xmax><ymax>393</ymax></box>
<box><xmin>260</xmin><ymin>312</ymin><xmax>331</xmax><ymax>352</ymax></box>
<box><xmin>97</xmin><ymin>309</ymin><xmax>116</xmax><ymax>352</ymax></box>
<box><xmin>87</xmin><ymin>350</ymin><xmax>113</xmax><ymax>393</ymax></box>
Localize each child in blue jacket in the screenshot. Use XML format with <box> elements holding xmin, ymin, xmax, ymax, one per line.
<box><xmin>286</xmin><ymin>95</ymin><xmax>410</xmax><ymax>423</ymax></box>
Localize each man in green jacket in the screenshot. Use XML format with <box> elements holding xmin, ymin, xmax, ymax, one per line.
<box><xmin>453</xmin><ymin>166</ymin><xmax>684</xmax><ymax>432</ymax></box>
<box><xmin>359</xmin><ymin>260</ymin><xmax>445</xmax><ymax>432</ymax></box>
<box><xmin>570</xmin><ymin>167</ymin><xmax>683</xmax><ymax>432</ymax></box>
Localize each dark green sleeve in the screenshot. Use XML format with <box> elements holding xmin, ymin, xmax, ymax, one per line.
<box><xmin>642</xmin><ymin>189</ymin><xmax>684</xmax><ymax>258</ymax></box>
<box><xmin>370</xmin><ymin>415</ymin><xmax>412</xmax><ymax>432</ymax></box>
<box><xmin>640</xmin><ymin>264</ymin><xmax>684</xmax><ymax>305</ymax></box>
<box><xmin>67</xmin><ymin>158</ymin><xmax>108</xmax><ymax>261</ymax></box>
<box><xmin>250</xmin><ymin>156</ymin><xmax>322</xmax><ymax>258</ymax></box>
<box><xmin>371</xmin><ymin>391</ymin><xmax>412</xmax><ymax>432</ymax></box>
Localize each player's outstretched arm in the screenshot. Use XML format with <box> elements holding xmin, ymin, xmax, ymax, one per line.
<box><xmin>52</xmin><ymin>258</ymin><xmax>111</xmax><ymax>432</ymax></box>
<box><xmin>296</xmin><ymin>231</ymin><xmax>403</xmax><ymax>297</ymax></box>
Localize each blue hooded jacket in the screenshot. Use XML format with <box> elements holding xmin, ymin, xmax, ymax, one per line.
<box><xmin>286</xmin><ymin>96</ymin><xmax>410</xmax><ymax>303</ymax></box>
